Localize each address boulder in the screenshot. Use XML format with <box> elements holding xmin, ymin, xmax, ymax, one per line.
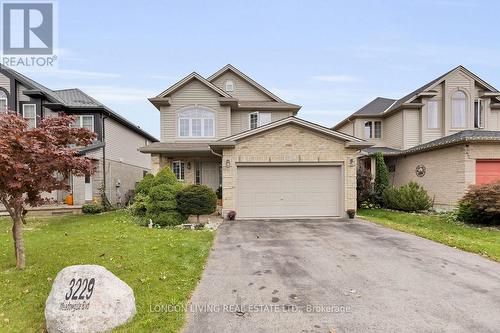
<box><xmin>45</xmin><ymin>265</ymin><xmax>136</xmax><ymax>333</ymax></box>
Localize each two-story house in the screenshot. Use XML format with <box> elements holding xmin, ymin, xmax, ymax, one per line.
<box><xmin>0</xmin><ymin>65</ymin><xmax>158</xmax><ymax>210</ymax></box>
<box><xmin>333</xmin><ymin>65</ymin><xmax>500</xmax><ymax>210</ymax></box>
<box><xmin>141</xmin><ymin>64</ymin><xmax>370</xmax><ymax>218</ymax></box>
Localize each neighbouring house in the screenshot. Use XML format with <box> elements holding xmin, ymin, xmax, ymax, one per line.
<box><xmin>140</xmin><ymin>64</ymin><xmax>370</xmax><ymax>218</ymax></box>
<box><xmin>0</xmin><ymin>65</ymin><xmax>158</xmax><ymax>208</ymax></box>
<box><xmin>333</xmin><ymin>65</ymin><xmax>500</xmax><ymax>210</ymax></box>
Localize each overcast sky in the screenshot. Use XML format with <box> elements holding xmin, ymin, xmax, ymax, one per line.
<box><xmin>21</xmin><ymin>0</ymin><xmax>500</xmax><ymax>138</ymax></box>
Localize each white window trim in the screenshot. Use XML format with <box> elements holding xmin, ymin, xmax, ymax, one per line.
<box><xmin>172</xmin><ymin>161</ymin><xmax>185</xmax><ymax>181</ymax></box>
<box><xmin>451</xmin><ymin>90</ymin><xmax>468</xmax><ymax>129</ymax></box>
<box><xmin>0</xmin><ymin>97</ymin><xmax>7</xmax><ymax>110</ymax></box>
<box><xmin>374</xmin><ymin>121</ymin><xmax>382</xmax><ymax>139</ymax></box>
<box><xmin>427</xmin><ymin>100</ymin><xmax>439</xmax><ymax>129</ymax></box>
<box><xmin>364</xmin><ymin>121</ymin><xmax>381</xmax><ymax>139</ymax></box>
<box><xmin>474</xmin><ymin>99</ymin><xmax>485</xmax><ymax>129</ymax></box>
<box><xmin>22</xmin><ymin>104</ymin><xmax>37</xmax><ymax>128</ymax></box>
<box><xmin>248</xmin><ymin>111</ymin><xmax>271</xmax><ymax>130</ymax></box>
<box><xmin>249</xmin><ymin>112</ymin><xmax>259</xmax><ymax>130</ymax></box>
<box><xmin>74</xmin><ymin>115</ymin><xmax>95</xmax><ymax>132</ymax></box>
<box><xmin>225</xmin><ymin>80</ymin><xmax>234</xmax><ymax>92</ymax></box>
<box><xmin>177</xmin><ymin>107</ymin><xmax>215</xmax><ymax>138</ymax></box>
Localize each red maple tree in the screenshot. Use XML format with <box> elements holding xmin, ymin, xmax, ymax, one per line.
<box><xmin>0</xmin><ymin>112</ymin><xmax>95</xmax><ymax>269</ymax></box>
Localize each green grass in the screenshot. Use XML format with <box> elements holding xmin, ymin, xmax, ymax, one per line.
<box><xmin>0</xmin><ymin>211</ymin><xmax>214</xmax><ymax>332</ymax></box>
<box><xmin>358</xmin><ymin>209</ymin><xmax>500</xmax><ymax>262</ymax></box>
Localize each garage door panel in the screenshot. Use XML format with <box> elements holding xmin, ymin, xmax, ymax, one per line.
<box><xmin>237</xmin><ymin>166</ymin><xmax>341</xmax><ymax>218</ymax></box>
<box><xmin>476</xmin><ymin>160</ymin><xmax>500</xmax><ymax>185</ymax></box>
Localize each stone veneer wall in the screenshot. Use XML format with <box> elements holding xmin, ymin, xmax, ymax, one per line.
<box><xmin>388</xmin><ymin>143</ymin><xmax>500</xmax><ymax>210</ymax></box>
<box><xmin>221</xmin><ymin>124</ymin><xmax>358</xmax><ymax>217</ymax></box>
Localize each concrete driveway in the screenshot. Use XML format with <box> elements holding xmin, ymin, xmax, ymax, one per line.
<box><xmin>183</xmin><ymin>219</ymin><xmax>500</xmax><ymax>333</ymax></box>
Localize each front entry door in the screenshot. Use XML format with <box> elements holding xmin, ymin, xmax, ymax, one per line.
<box><xmin>84</xmin><ymin>175</ymin><xmax>93</xmax><ymax>201</ymax></box>
<box><xmin>201</xmin><ymin>161</ymin><xmax>220</xmax><ymax>191</ymax></box>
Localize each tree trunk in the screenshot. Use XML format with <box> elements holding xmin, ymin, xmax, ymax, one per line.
<box><xmin>12</xmin><ymin>211</ymin><xmax>26</xmax><ymax>269</ymax></box>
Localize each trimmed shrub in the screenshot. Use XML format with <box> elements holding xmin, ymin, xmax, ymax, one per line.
<box><xmin>457</xmin><ymin>182</ymin><xmax>500</xmax><ymax>225</ymax></box>
<box><xmin>128</xmin><ymin>192</ymin><xmax>149</xmax><ymax>217</ymax></box>
<box><xmin>374</xmin><ymin>152</ymin><xmax>389</xmax><ymax>205</ymax></box>
<box><xmin>383</xmin><ymin>181</ymin><xmax>433</xmax><ymax>212</ymax></box>
<box><xmin>82</xmin><ymin>204</ymin><xmax>103</xmax><ymax>214</ymax></box>
<box><xmin>151</xmin><ymin>167</ymin><xmax>179</xmax><ymax>187</ymax></box>
<box><xmin>128</xmin><ymin>167</ymin><xmax>186</xmax><ymax>227</ymax></box>
<box><xmin>135</xmin><ymin>173</ymin><xmax>155</xmax><ymax>195</ymax></box>
<box><xmin>176</xmin><ymin>185</ymin><xmax>217</xmax><ymax>223</ymax></box>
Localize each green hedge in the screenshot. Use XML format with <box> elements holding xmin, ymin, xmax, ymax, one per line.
<box><xmin>383</xmin><ymin>181</ymin><xmax>433</xmax><ymax>212</ymax></box>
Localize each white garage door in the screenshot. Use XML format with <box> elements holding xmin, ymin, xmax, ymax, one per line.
<box><xmin>237</xmin><ymin>165</ymin><xmax>342</xmax><ymax>218</ymax></box>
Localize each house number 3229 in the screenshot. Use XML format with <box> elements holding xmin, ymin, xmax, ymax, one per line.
<box><xmin>64</xmin><ymin>278</ymin><xmax>96</xmax><ymax>300</ymax></box>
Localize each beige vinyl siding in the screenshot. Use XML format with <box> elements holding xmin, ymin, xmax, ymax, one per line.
<box><xmin>490</xmin><ymin>110</ymin><xmax>500</xmax><ymax>130</ymax></box>
<box><xmin>0</xmin><ymin>73</ymin><xmax>10</xmax><ymax>93</ymax></box>
<box><xmin>17</xmin><ymin>84</ymin><xmax>30</xmax><ymax>103</ymax></box>
<box><xmin>104</xmin><ymin>117</ymin><xmax>152</xmax><ymax>169</ymax></box>
<box><xmin>43</xmin><ymin>107</ymin><xmax>59</xmax><ymax>118</ymax></box>
<box><xmin>383</xmin><ymin>111</ymin><xmax>403</xmax><ymax>149</ymax></box>
<box><xmin>403</xmin><ymin>110</ymin><xmax>421</xmax><ymax>149</ymax></box>
<box><xmin>231</xmin><ymin>110</ymin><xmax>293</xmax><ymax>134</ymax></box>
<box><xmin>211</xmin><ymin>72</ymin><xmax>273</xmax><ymax>101</ymax></box>
<box><xmin>160</xmin><ymin>79</ymin><xmax>230</xmax><ymax>142</ymax></box>
<box><xmin>336</xmin><ymin>122</ymin><xmax>354</xmax><ymax>136</ymax></box>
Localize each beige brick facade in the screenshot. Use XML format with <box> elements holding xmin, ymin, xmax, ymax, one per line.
<box><xmin>221</xmin><ymin>124</ymin><xmax>358</xmax><ymax>217</ymax></box>
<box><xmin>388</xmin><ymin>143</ymin><xmax>500</xmax><ymax>210</ymax></box>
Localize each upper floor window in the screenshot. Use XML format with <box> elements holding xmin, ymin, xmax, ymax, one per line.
<box><xmin>72</xmin><ymin>115</ymin><xmax>94</xmax><ymax>132</ymax></box>
<box><xmin>0</xmin><ymin>91</ymin><xmax>7</xmax><ymax>111</ymax></box>
<box><xmin>249</xmin><ymin>112</ymin><xmax>272</xmax><ymax>130</ymax></box>
<box><xmin>22</xmin><ymin>104</ymin><xmax>36</xmax><ymax>129</ymax></box>
<box><xmin>451</xmin><ymin>90</ymin><xmax>467</xmax><ymax>128</ymax></box>
<box><xmin>427</xmin><ymin>100</ymin><xmax>439</xmax><ymax>129</ymax></box>
<box><xmin>178</xmin><ymin>107</ymin><xmax>215</xmax><ymax>138</ymax></box>
<box><xmin>474</xmin><ymin>99</ymin><xmax>485</xmax><ymax>129</ymax></box>
<box><xmin>224</xmin><ymin>80</ymin><xmax>234</xmax><ymax>92</ymax></box>
<box><xmin>364</xmin><ymin>121</ymin><xmax>381</xmax><ymax>139</ymax></box>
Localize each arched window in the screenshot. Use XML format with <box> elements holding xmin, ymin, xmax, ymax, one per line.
<box><xmin>0</xmin><ymin>91</ymin><xmax>8</xmax><ymax>111</ymax></box>
<box><xmin>224</xmin><ymin>80</ymin><xmax>234</xmax><ymax>92</ymax></box>
<box><xmin>178</xmin><ymin>107</ymin><xmax>215</xmax><ymax>138</ymax></box>
<box><xmin>451</xmin><ymin>90</ymin><xmax>467</xmax><ymax>128</ymax></box>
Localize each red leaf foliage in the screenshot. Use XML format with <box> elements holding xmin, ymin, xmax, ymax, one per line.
<box><xmin>0</xmin><ymin>111</ymin><xmax>96</xmax><ymax>208</ymax></box>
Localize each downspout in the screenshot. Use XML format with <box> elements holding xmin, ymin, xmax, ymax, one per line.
<box><xmin>102</xmin><ymin>115</ymin><xmax>107</xmax><ymax>198</ymax></box>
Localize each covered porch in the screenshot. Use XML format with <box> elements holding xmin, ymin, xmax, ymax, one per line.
<box><xmin>143</xmin><ymin>142</ymin><xmax>222</xmax><ymax>192</ymax></box>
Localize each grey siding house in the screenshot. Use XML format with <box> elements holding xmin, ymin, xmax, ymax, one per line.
<box><xmin>0</xmin><ymin>65</ymin><xmax>158</xmax><ymax>207</ymax></box>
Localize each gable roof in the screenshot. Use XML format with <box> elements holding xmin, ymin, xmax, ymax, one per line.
<box><xmin>351</xmin><ymin>97</ymin><xmax>396</xmax><ymax>116</ymax></box>
<box><xmin>207</xmin><ymin>64</ymin><xmax>285</xmax><ymax>102</ymax></box>
<box><xmin>0</xmin><ymin>65</ymin><xmax>65</xmax><ymax>104</ymax></box>
<box><xmin>55</xmin><ymin>88</ymin><xmax>158</xmax><ymax>142</ymax></box>
<box><xmin>363</xmin><ymin>130</ymin><xmax>500</xmax><ymax>157</ymax></box>
<box><xmin>216</xmin><ymin>116</ymin><xmax>370</xmax><ymax>147</ymax></box>
<box><xmin>333</xmin><ymin>65</ymin><xmax>500</xmax><ymax>130</ymax></box>
<box><xmin>154</xmin><ymin>72</ymin><xmax>232</xmax><ymax>98</ymax></box>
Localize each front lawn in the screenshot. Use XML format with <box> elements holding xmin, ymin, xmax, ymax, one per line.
<box><xmin>0</xmin><ymin>211</ymin><xmax>214</xmax><ymax>332</ymax></box>
<box><xmin>358</xmin><ymin>209</ymin><xmax>500</xmax><ymax>262</ymax></box>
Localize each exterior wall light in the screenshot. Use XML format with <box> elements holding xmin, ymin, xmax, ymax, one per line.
<box><xmin>225</xmin><ymin>159</ymin><xmax>231</xmax><ymax>168</ymax></box>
